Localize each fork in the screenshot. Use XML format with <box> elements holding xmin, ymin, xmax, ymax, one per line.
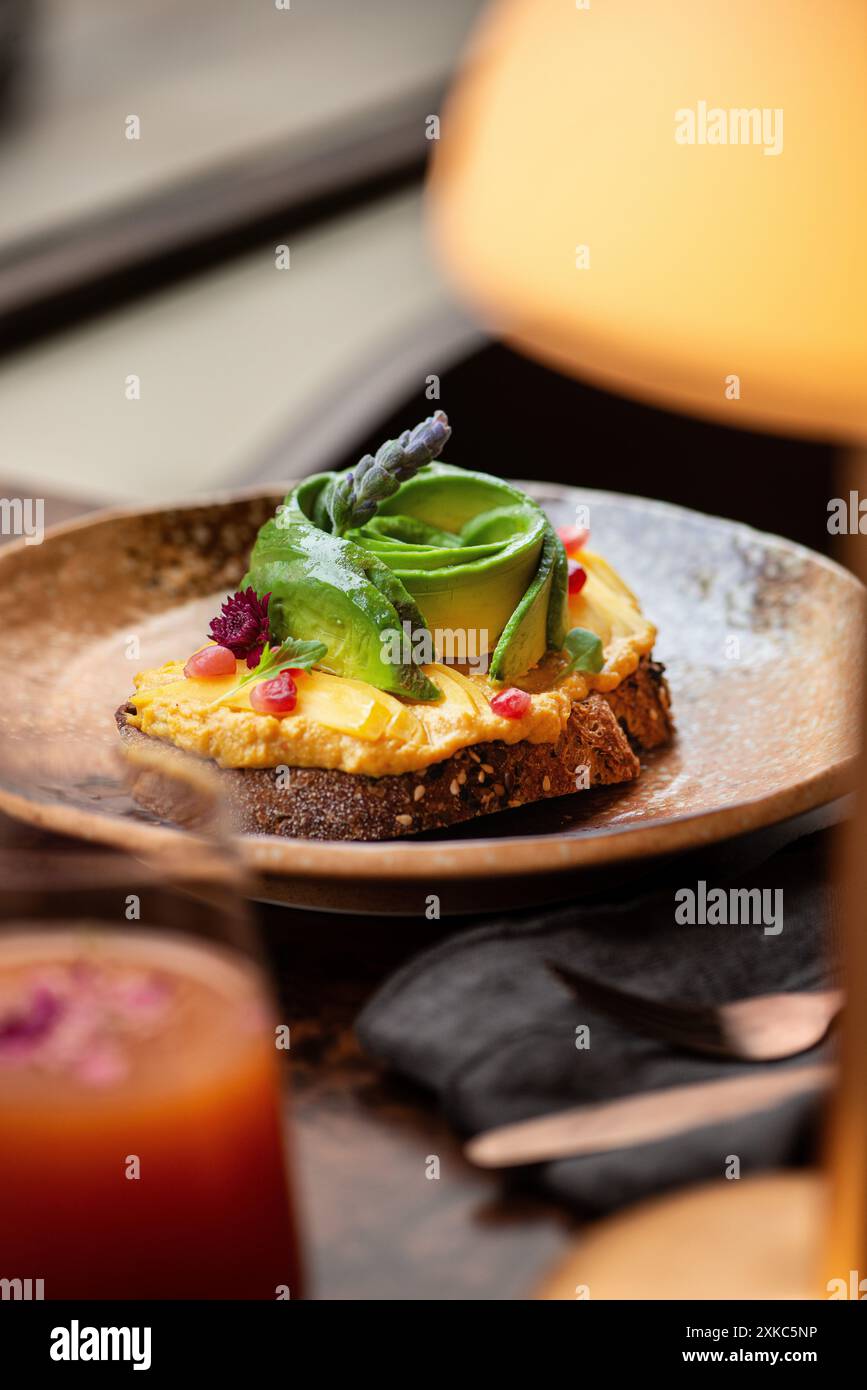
<box><xmin>546</xmin><ymin>961</ymin><xmax>842</xmax><ymax>1061</ymax></box>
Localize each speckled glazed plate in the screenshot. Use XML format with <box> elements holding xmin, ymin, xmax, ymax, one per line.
<box><xmin>0</xmin><ymin>484</ymin><xmax>861</xmax><ymax>914</ymax></box>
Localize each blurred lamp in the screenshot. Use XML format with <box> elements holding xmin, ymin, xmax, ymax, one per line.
<box><xmin>429</xmin><ymin>0</ymin><xmax>866</xmax><ymax>442</ymax></box>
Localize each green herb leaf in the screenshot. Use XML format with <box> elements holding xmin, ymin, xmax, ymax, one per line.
<box><xmin>256</xmin><ymin>637</ymin><xmax>328</xmax><ymax>675</ymax></box>
<box><xmin>209</xmin><ymin>637</ymin><xmax>327</xmax><ymax>706</ymax></box>
<box><xmin>561</xmin><ymin>626</ymin><xmax>604</xmax><ymax>676</ymax></box>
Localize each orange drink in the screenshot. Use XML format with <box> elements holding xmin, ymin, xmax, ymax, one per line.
<box><xmin>0</xmin><ymin>928</ymin><xmax>301</xmax><ymax>1299</ymax></box>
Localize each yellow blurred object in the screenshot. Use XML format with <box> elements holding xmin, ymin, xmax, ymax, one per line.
<box><xmin>535</xmin><ymin>1174</ymin><xmax>825</xmax><ymax>1300</ymax></box>
<box><xmin>430</xmin><ymin>0</ymin><xmax>867</xmax><ymax>440</ymax></box>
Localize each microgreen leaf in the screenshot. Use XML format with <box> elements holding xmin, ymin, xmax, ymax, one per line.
<box><xmin>209</xmin><ymin>637</ymin><xmax>327</xmax><ymax>706</ymax></box>
<box><xmin>561</xmin><ymin>626</ymin><xmax>604</xmax><ymax>676</ymax></box>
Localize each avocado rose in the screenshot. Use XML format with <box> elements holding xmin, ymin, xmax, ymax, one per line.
<box><xmin>242</xmin><ymin>415</ymin><xmax>568</xmax><ymax>699</ymax></box>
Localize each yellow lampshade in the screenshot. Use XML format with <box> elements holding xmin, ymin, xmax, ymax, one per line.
<box><xmin>429</xmin><ymin>0</ymin><xmax>867</xmax><ymax>440</ymax></box>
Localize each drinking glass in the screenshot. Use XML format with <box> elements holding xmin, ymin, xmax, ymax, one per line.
<box><xmin>0</xmin><ymin>744</ymin><xmax>303</xmax><ymax>1300</ymax></box>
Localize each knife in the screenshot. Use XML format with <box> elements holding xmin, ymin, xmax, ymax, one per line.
<box><xmin>464</xmin><ymin>1063</ymin><xmax>834</xmax><ymax>1168</ymax></box>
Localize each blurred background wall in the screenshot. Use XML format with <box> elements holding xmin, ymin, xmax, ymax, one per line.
<box><xmin>0</xmin><ymin>0</ymin><xmax>835</xmax><ymax>559</ymax></box>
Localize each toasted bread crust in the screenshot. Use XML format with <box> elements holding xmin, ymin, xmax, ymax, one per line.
<box><xmin>116</xmin><ymin>659</ymin><xmax>672</xmax><ymax>841</ymax></box>
<box><xmin>603</xmin><ymin>657</ymin><xmax>673</xmax><ymax>750</ymax></box>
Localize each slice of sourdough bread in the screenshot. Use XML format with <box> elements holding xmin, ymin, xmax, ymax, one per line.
<box><xmin>115</xmin><ymin>658</ymin><xmax>672</xmax><ymax>842</ymax></box>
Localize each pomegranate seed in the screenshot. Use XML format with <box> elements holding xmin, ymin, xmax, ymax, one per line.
<box><xmin>558</xmin><ymin>524</ymin><xmax>590</xmax><ymax>555</ymax></box>
<box><xmin>250</xmin><ymin>669</ymin><xmax>298</xmax><ymax>715</ymax></box>
<box><xmin>568</xmin><ymin>559</ymin><xmax>588</xmax><ymax>596</ymax></box>
<box><xmin>490</xmin><ymin>687</ymin><xmax>531</xmax><ymax>719</ymax></box>
<box><xmin>184</xmin><ymin>645</ymin><xmax>237</xmax><ymax>678</ymax></box>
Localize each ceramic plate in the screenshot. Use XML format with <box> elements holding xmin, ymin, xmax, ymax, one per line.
<box><xmin>0</xmin><ymin>484</ymin><xmax>860</xmax><ymax>913</ymax></box>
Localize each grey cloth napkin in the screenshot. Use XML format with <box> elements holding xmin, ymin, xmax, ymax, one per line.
<box><xmin>356</xmin><ymin>830</ymin><xmax>839</xmax><ymax>1215</ymax></box>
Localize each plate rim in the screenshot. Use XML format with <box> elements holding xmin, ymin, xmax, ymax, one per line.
<box><xmin>0</xmin><ymin>481</ymin><xmax>860</xmax><ymax>880</ymax></box>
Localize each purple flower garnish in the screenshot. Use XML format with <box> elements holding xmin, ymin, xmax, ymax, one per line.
<box><xmin>0</xmin><ymin>986</ymin><xmax>64</xmax><ymax>1054</ymax></box>
<box><xmin>208</xmin><ymin>587</ymin><xmax>272</xmax><ymax>668</ymax></box>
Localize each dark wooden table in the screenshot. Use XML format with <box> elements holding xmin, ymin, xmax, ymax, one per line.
<box><xmin>263</xmin><ymin>903</ymin><xmax>573</xmax><ymax>1300</ymax></box>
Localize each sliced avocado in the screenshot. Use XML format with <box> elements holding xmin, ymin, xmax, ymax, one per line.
<box><xmin>243</xmin><ymin>475</ymin><xmax>441</xmax><ymax>702</ymax></box>
<box><xmin>545</xmin><ymin>527</ymin><xmax>569</xmax><ymax>651</ymax></box>
<box><xmin>489</xmin><ymin>526</ymin><xmax>567</xmax><ymax>682</ymax></box>
<box><xmin>370</xmin><ymin>465</ymin><xmax>567</xmax><ymax>680</ymax></box>
<box><xmin>243</xmin><ymin>460</ymin><xmax>570</xmax><ymax>698</ymax></box>
<box><xmin>350</xmin><ymin>514</ymin><xmax>463</xmax><ymax>550</ymax></box>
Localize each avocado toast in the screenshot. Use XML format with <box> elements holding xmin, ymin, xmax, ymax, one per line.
<box><xmin>116</xmin><ymin>413</ymin><xmax>672</xmax><ymax>840</ymax></box>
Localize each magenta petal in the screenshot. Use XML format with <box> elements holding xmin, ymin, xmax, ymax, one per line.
<box><xmin>207</xmin><ymin>588</ymin><xmax>271</xmax><ymax>663</ymax></box>
<box><xmin>0</xmin><ymin>986</ymin><xmax>64</xmax><ymax>1051</ymax></box>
